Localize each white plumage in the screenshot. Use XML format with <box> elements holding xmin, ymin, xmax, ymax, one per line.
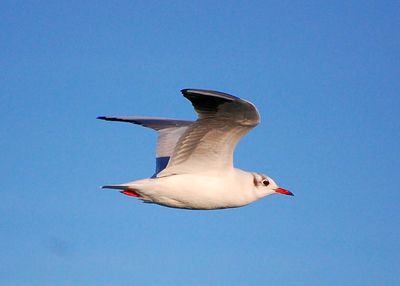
<box><xmin>98</xmin><ymin>89</ymin><xmax>293</xmax><ymax>210</ymax></box>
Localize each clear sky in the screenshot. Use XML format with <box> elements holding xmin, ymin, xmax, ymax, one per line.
<box><xmin>1</xmin><ymin>1</ymin><xmax>399</xmax><ymax>285</ymax></box>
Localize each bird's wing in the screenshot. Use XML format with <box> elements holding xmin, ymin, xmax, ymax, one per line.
<box><xmin>97</xmin><ymin>116</ymin><xmax>193</xmax><ymax>177</ymax></box>
<box><xmin>157</xmin><ymin>89</ymin><xmax>260</xmax><ymax>177</ymax></box>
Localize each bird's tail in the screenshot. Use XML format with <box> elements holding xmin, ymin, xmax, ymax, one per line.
<box><xmin>102</xmin><ymin>184</ymin><xmax>141</xmax><ymax>197</ymax></box>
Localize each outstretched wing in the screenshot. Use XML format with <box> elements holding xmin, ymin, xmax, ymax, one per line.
<box><xmin>97</xmin><ymin>116</ymin><xmax>193</xmax><ymax>177</ymax></box>
<box><xmin>157</xmin><ymin>89</ymin><xmax>260</xmax><ymax>177</ymax></box>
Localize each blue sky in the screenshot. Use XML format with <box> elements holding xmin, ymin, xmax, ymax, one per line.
<box><xmin>1</xmin><ymin>1</ymin><xmax>399</xmax><ymax>285</ymax></box>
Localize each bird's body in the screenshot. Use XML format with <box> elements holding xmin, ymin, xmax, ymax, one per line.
<box><xmin>109</xmin><ymin>169</ymin><xmax>262</xmax><ymax>210</ymax></box>
<box><xmin>99</xmin><ymin>89</ymin><xmax>293</xmax><ymax>210</ymax></box>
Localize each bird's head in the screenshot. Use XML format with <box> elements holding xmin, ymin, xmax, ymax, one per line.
<box><xmin>252</xmin><ymin>173</ymin><xmax>293</xmax><ymax>198</ymax></box>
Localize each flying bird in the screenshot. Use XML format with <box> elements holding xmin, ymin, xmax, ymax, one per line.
<box><xmin>98</xmin><ymin>89</ymin><xmax>293</xmax><ymax>210</ymax></box>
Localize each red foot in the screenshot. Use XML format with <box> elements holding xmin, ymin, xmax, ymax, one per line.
<box><xmin>120</xmin><ymin>190</ymin><xmax>140</xmax><ymax>197</ymax></box>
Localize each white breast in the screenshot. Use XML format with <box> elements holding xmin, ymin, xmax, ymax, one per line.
<box><xmin>135</xmin><ymin>169</ymin><xmax>258</xmax><ymax>209</ymax></box>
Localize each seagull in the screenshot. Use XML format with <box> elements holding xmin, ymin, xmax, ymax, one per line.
<box><xmin>98</xmin><ymin>89</ymin><xmax>293</xmax><ymax>210</ymax></box>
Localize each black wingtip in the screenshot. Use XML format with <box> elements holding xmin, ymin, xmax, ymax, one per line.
<box><xmin>180</xmin><ymin>89</ymin><xmax>243</xmax><ymax>114</ymax></box>
<box><xmin>181</xmin><ymin>88</ymin><xmax>240</xmax><ymax>101</ymax></box>
<box><xmin>97</xmin><ymin>116</ymin><xmax>121</xmax><ymax>122</ymax></box>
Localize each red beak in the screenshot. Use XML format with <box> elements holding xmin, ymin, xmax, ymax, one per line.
<box><xmin>275</xmin><ymin>188</ymin><xmax>294</xmax><ymax>196</ymax></box>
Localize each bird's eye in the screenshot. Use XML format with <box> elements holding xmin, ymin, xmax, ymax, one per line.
<box><xmin>262</xmin><ymin>179</ymin><xmax>270</xmax><ymax>186</ymax></box>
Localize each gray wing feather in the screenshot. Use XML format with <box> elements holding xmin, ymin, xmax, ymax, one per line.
<box><xmin>97</xmin><ymin>116</ymin><xmax>192</xmax><ymax>131</ymax></box>
<box><xmin>157</xmin><ymin>89</ymin><xmax>260</xmax><ymax>177</ymax></box>
<box><xmin>97</xmin><ymin>116</ymin><xmax>194</xmax><ymax>157</ymax></box>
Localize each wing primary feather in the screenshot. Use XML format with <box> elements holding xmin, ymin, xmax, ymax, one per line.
<box><xmin>97</xmin><ymin>116</ymin><xmax>193</xmax><ymax>130</ymax></box>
